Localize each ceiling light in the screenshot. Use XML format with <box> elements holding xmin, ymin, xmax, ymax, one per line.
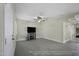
<box><xmin>38</xmin><ymin>20</ymin><xmax>41</xmax><ymax>22</ymax></box>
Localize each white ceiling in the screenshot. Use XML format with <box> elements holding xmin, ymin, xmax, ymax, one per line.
<box><xmin>15</xmin><ymin>3</ymin><xmax>79</xmax><ymax>21</ymax></box>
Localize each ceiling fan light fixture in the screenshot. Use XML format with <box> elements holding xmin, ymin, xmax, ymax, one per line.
<box><xmin>34</xmin><ymin>16</ymin><xmax>47</xmax><ymax>22</ymax></box>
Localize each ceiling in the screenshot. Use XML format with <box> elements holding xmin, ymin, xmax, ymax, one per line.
<box><xmin>15</xmin><ymin>3</ymin><xmax>79</xmax><ymax>21</ymax></box>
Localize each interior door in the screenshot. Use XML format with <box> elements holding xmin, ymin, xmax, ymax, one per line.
<box><xmin>4</xmin><ymin>4</ymin><xmax>14</xmax><ymax>56</ymax></box>
<box><xmin>13</xmin><ymin>20</ymin><xmax>17</xmax><ymax>55</ymax></box>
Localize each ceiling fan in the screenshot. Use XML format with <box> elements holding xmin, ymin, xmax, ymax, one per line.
<box><xmin>33</xmin><ymin>12</ymin><xmax>47</xmax><ymax>22</ymax></box>
<box><xmin>34</xmin><ymin>16</ymin><xmax>47</xmax><ymax>22</ymax></box>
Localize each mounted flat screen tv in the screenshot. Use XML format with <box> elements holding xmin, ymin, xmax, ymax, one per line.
<box><xmin>27</xmin><ymin>27</ymin><xmax>36</xmax><ymax>33</ymax></box>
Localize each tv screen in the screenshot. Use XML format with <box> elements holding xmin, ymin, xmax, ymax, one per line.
<box><xmin>27</xmin><ymin>27</ymin><xmax>36</xmax><ymax>33</ymax></box>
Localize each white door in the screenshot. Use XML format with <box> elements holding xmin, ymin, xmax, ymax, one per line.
<box><xmin>13</xmin><ymin>20</ymin><xmax>17</xmax><ymax>55</ymax></box>
<box><xmin>4</xmin><ymin>4</ymin><xmax>14</xmax><ymax>56</ymax></box>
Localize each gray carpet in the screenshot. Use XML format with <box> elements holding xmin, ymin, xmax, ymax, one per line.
<box><xmin>14</xmin><ymin>38</ymin><xmax>79</xmax><ymax>56</ymax></box>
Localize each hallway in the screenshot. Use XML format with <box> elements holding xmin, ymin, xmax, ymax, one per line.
<box><xmin>14</xmin><ymin>38</ymin><xmax>79</xmax><ymax>56</ymax></box>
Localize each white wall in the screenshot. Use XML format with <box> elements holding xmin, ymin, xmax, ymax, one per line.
<box><xmin>36</xmin><ymin>18</ymin><xmax>64</xmax><ymax>43</ymax></box>
<box><xmin>0</xmin><ymin>3</ymin><xmax>4</xmax><ymax>56</ymax></box>
<box><xmin>63</xmin><ymin>22</ymin><xmax>76</xmax><ymax>43</ymax></box>
<box><xmin>16</xmin><ymin>19</ymin><xmax>36</xmax><ymax>41</ymax></box>
<box><xmin>36</xmin><ymin>16</ymin><xmax>76</xmax><ymax>43</ymax></box>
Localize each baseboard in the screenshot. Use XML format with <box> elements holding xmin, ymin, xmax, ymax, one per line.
<box><xmin>16</xmin><ymin>37</ymin><xmax>67</xmax><ymax>44</ymax></box>
<box><xmin>63</xmin><ymin>39</ymin><xmax>71</xmax><ymax>43</ymax></box>
<box><xmin>16</xmin><ymin>39</ymin><xmax>26</xmax><ymax>41</ymax></box>
<box><xmin>42</xmin><ymin>37</ymin><xmax>64</xmax><ymax>43</ymax></box>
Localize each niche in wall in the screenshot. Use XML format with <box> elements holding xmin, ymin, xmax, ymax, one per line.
<box><xmin>27</xmin><ymin>27</ymin><xmax>36</xmax><ymax>40</ymax></box>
